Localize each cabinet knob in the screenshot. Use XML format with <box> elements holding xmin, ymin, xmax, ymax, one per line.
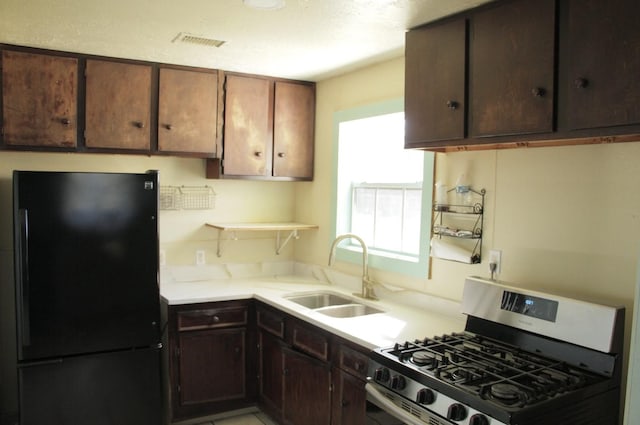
<box><xmin>277</xmin><ymin>152</ymin><xmax>286</xmax><ymax>158</ymax></box>
<box><xmin>531</xmin><ymin>87</ymin><xmax>546</xmax><ymax>97</ymax></box>
<box><xmin>212</xmin><ymin>315</ymin><xmax>220</xmax><ymax>323</ymax></box>
<box><xmin>446</xmin><ymin>100</ymin><xmax>459</xmax><ymax>110</ymax></box>
<box><xmin>165</xmin><ymin>124</ymin><xmax>173</xmax><ymax>130</ymax></box>
<box><xmin>134</xmin><ymin>121</ymin><xmax>145</xmax><ymax>129</ymax></box>
<box><xmin>341</xmin><ymin>399</ymin><xmax>349</xmax><ymax>407</ymax></box>
<box><xmin>574</xmin><ymin>77</ymin><xmax>589</xmax><ymax>89</ymax></box>
<box><xmin>60</xmin><ymin>118</ymin><xmax>71</xmax><ymax>126</ymax></box>
<box><xmin>354</xmin><ymin>362</ymin><xmax>361</xmax><ymax>371</ymax></box>
<box><xmin>254</xmin><ymin>151</ymin><xmax>263</xmax><ymax>157</ymax></box>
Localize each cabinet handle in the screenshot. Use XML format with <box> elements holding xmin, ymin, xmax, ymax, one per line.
<box><xmin>60</xmin><ymin>118</ymin><xmax>71</xmax><ymax>126</ymax></box>
<box><xmin>134</xmin><ymin>121</ymin><xmax>145</xmax><ymax>129</ymax></box>
<box><xmin>354</xmin><ymin>362</ymin><xmax>361</xmax><ymax>371</ymax></box>
<box><xmin>531</xmin><ymin>87</ymin><xmax>546</xmax><ymax>98</ymax></box>
<box><xmin>277</xmin><ymin>152</ymin><xmax>286</xmax><ymax>158</ymax></box>
<box><xmin>446</xmin><ymin>100</ymin><xmax>459</xmax><ymax>110</ymax></box>
<box><xmin>254</xmin><ymin>151</ymin><xmax>263</xmax><ymax>157</ymax></box>
<box><xmin>574</xmin><ymin>77</ymin><xmax>589</xmax><ymax>89</ymax></box>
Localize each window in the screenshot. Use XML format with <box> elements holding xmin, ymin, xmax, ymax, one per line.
<box><xmin>332</xmin><ymin>98</ymin><xmax>434</xmax><ymax>277</ymax></box>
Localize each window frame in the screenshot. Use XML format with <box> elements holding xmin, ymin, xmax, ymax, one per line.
<box><xmin>331</xmin><ymin>98</ymin><xmax>434</xmax><ymax>278</ymax></box>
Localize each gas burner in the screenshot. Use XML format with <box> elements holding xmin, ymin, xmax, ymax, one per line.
<box><xmin>411</xmin><ymin>350</ymin><xmax>438</xmax><ymax>368</ymax></box>
<box><xmin>490</xmin><ymin>383</ymin><xmax>522</xmax><ymax>400</ymax></box>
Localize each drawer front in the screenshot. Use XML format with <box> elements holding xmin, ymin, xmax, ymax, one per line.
<box><xmin>292</xmin><ymin>322</ymin><xmax>329</xmax><ymax>361</ymax></box>
<box><xmin>178</xmin><ymin>306</ymin><xmax>247</xmax><ymax>331</ymax></box>
<box><xmin>338</xmin><ymin>344</ymin><xmax>368</xmax><ymax>380</ymax></box>
<box><xmin>257</xmin><ymin>307</ymin><xmax>285</xmax><ymax>338</ymax></box>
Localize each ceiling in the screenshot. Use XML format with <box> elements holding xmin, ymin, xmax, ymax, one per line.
<box><xmin>0</xmin><ymin>0</ymin><xmax>493</xmax><ymax>81</ymax></box>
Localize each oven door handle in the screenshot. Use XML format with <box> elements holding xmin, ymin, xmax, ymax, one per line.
<box><xmin>365</xmin><ymin>382</ymin><xmax>427</xmax><ymax>425</ymax></box>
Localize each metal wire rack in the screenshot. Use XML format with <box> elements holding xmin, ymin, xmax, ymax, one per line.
<box><xmin>159</xmin><ymin>185</ymin><xmax>216</xmax><ymax>210</ymax></box>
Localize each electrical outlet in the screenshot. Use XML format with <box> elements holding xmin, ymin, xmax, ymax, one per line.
<box><xmin>489</xmin><ymin>249</ymin><xmax>502</xmax><ymax>276</ymax></box>
<box><xmin>196</xmin><ymin>250</ymin><xmax>206</xmax><ymax>266</ymax></box>
<box><xmin>159</xmin><ymin>249</ymin><xmax>166</xmax><ymax>266</ymax></box>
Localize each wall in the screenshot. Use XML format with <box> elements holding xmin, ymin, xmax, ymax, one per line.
<box><xmin>0</xmin><ymin>150</ymin><xmax>296</xmax><ymax>417</ymax></box>
<box><xmin>295</xmin><ymin>56</ymin><xmax>640</xmax><ymax>420</ymax></box>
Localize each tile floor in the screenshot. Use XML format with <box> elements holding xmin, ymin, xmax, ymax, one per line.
<box><xmin>196</xmin><ymin>412</ymin><xmax>278</xmax><ymax>425</ymax></box>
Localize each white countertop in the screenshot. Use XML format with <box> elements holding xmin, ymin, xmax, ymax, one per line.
<box><xmin>160</xmin><ymin>272</ymin><xmax>466</xmax><ymax>350</ymax></box>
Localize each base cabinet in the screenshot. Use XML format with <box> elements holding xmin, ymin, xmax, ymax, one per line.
<box><xmin>167</xmin><ymin>300</ymin><xmax>255</xmax><ymax>421</ymax></box>
<box><xmin>282</xmin><ymin>347</ymin><xmax>332</xmax><ymax>425</ymax></box>
<box><xmin>255</xmin><ymin>303</ymin><xmax>369</xmax><ymax>425</ymax></box>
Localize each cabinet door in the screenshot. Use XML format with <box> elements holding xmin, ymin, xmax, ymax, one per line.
<box><xmin>158</xmin><ymin>67</ymin><xmax>218</xmax><ymax>155</ymax></box>
<box><xmin>178</xmin><ymin>328</ymin><xmax>245</xmax><ymax>405</ymax></box>
<box><xmin>565</xmin><ymin>0</ymin><xmax>640</xmax><ymax>130</ymax></box>
<box><xmin>223</xmin><ymin>74</ymin><xmax>272</xmax><ymax>176</ymax></box>
<box><xmin>258</xmin><ymin>330</ymin><xmax>284</xmax><ymax>416</ymax></box>
<box><xmin>469</xmin><ymin>0</ymin><xmax>555</xmax><ymax>137</ymax></box>
<box><xmin>2</xmin><ymin>50</ymin><xmax>78</xmax><ymax>148</ymax></box>
<box><xmin>85</xmin><ymin>59</ymin><xmax>151</xmax><ymax>150</ymax></box>
<box><xmin>405</xmin><ymin>19</ymin><xmax>466</xmax><ymax>146</ymax></box>
<box><xmin>331</xmin><ymin>369</ymin><xmax>366</xmax><ymax>425</ymax></box>
<box><xmin>282</xmin><ymin>347</ymin><xmax>331</xmax><ymax>425</ymax></box>
<box><xmin>273</xmin><ymin>81</ymin><xmax>314</xmax><ymax>179</ymax></box>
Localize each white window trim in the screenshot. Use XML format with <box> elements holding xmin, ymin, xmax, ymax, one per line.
<box><xmin>331</xmin><ymin>98</ymin><xmax>434</xmax><ymax>278</ymax></box>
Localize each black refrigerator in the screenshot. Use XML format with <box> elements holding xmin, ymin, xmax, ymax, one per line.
<box><xmin>13</xmin><ymin>170</ymin><xmax>163</xmax><ymax>425</ymax></box>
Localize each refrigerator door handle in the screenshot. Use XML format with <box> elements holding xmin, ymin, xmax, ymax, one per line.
<box><xmin>17</xmin><ymin>208</ymin><xmax>31</xmax><ymax>348</ymax></box>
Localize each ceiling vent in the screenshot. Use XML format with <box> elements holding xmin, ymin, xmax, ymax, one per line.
<box><xmin>172</xmin><ymin>32</ymin><xmax>226</xmax><ymax>48</ymax></box>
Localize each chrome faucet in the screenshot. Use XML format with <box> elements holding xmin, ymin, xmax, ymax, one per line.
<box><xmin>328</xmin><ymin>233</ymin><xmax>377</xmax><ymax>300</ymax></box>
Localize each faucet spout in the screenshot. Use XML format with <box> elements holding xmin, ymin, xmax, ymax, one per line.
<box><xmin>328</xmin><ymin>233</ymin><xmax>377</xmax><ymax>300</ymax></box>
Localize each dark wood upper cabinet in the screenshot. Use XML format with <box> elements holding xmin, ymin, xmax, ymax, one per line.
<box><xmin>220</xmin><ymin>74</ymin><xmax>315</xmax><ymax>180</ymax></box>
<box><xmin>564</xmin><ymin>0</ymin><xmax>640</xmax><ymax>130</ymax></box>
<box><xmin>222</xmin><ymin>74</ymin><xmax>273</xmax><ymax>176</ymax></box>
<box><xmin>405</xmin><ymin>18</ymin><xmax>467</xmax><ymax>146</ymax></box>
<box><xmin>469</xmin><ymin>0</ymin><xmax>556</xmax><ymax>138</ymax></box>
<box><xmin>158</xmin><ymin>67</ymin><xmax>218</xmax><ymax>155</ymax></box>
<box><xmin>2</xmin><ymin>50</ymin><xmax>78</xmax><ymax>148</ymax></box>
<box><xmin>84</xmin><ymin>59</ymin><xmax>152</xmax><ymax>150</ymax></box>
<box><xmin>273</xmin><ymin>81</ymin><xmax>315</xmax><ymax>179</ymax></box>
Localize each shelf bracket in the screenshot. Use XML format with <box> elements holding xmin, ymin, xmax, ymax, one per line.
<box><xmin>276</xmin><ymin>229</ymin><xmax>299</xmax><ymax>255</ymax></box>
<box><xmin>216</xmin><ymin>230</ymin><xmax>238</xmax><ymax>257</ymax></box>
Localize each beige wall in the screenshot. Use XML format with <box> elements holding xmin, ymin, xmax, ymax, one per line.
<box><xmin>298</xmin><ymin>56</ymin><xmax>640</xmax><ymax>309</ymax></box>
<box><xmin>1</xmin><ymin>55</ymin><xmax>639</xmax><ymax>418</ymax></box>
<box><xmin>0</xmin><ymin>151</ymin><xmax>297</xmax><ymax>416</ymax></box>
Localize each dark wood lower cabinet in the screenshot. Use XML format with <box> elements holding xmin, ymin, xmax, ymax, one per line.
<box><xmin>331</xmin><ymin>369</ymin><xmax>367</xmax><ymax>425</ymax></box>
<box><xmin>169</xmin><ymin>301</ymin><xmax>369</xmax><ymax>424</ymax></box>
<box><xmin>178</xmin><ymin>328</ymin><xmax>245</xmax><ymax>405</ymax></box>
<box><xmin>282</xmin><ymin>347</ymin><xmax>332</xmax><ymax>425</ymax></box>
<box><xmin>258</xmin><ymin>330</ymin><xmax>285</xmax><ymax>417</ymax></box>
<box><xmin>167</xmin><ymin>300</ymin><xmax>255</xmax><ymax>421</ymax></box>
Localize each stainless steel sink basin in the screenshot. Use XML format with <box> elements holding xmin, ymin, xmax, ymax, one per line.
<box><xmin>315</xmin><ymin>304</ymin><xmax>384</xmax><ymax>318</ymax></box>
<box><xmin>283</xmin><ymin>291</ymin><xmax>353</xmax><ymax>309</ymax></box>
<box><xmin>283</xmin><ymin>291</ymin><xmax>384</xmax><ymax>318</ymax></box>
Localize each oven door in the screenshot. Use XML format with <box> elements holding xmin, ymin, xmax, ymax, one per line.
<box><xmin>365</xmin><ymin>382</ymin><xmax>453</xmax><ymax>425</ymax></box>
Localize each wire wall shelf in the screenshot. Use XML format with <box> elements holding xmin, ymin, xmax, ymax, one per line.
<box><xmin>160</xmin><ymin>185</ymin><xmax>216</xmax><ymax>210</ymax></box>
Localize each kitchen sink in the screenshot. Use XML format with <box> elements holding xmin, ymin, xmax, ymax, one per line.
<box><xmin>283</xmin><ymin>291</ymin><xmax>384</xmax><ymax>318</ymax></box>
<box><xmin>315</xmin><ymin>304</ymin><xmax>384</xmax><ymax>318</ymax></box>
<box><xmin>283</xmin><ymin>291</ymin><xmax>353</xmax><ymax>309</ymax></box>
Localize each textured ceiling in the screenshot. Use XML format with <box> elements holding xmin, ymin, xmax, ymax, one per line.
<box><xmin>0</xmin><ymin>0</ymin><xmax>493</xmax><ymax>81</ymax></box>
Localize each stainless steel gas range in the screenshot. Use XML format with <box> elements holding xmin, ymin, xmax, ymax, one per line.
<box><xmin>366</xmin><ymin>277</ymin><xmax>625</xmax><ymax>425</ymax></box>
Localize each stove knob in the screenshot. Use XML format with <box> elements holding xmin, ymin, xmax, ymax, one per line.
<box><xmin>416</xmin><ymin>388</ymin><xmax>435</xmax><ymax>405</ymax></box>
<box><xmin>469</xmin><ymin>414</ymin><xmax>490</xmax><ymax>425</ymax></box>
<box><xmin>374</xmin><ymin>367</ymin><xmax>390</xmax><ymax>383</ymax></box>
<box><xmin>390</xmin><ymin>375</ymin><xmax>406</xmax><ymax>390</ymax></box>
<box><xmin>447</xmin><ymin>403</ymin><xmax>467</xmax><ymax>421</ymax></box>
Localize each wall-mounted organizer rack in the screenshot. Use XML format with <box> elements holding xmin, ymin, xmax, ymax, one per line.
<box><xmin>432</xmin><ymin>187</ymin><xmax>485</xmax><ymax>264</ymax></box>
<box><xmin>206</xmin><ymin>222</ymin><xmax>318</xmax><ymax>257</ymax></box>
<box><xmin>160</xmin><ymin>185</ymin><xmax>216</xmax><ymax>210</ymax></box>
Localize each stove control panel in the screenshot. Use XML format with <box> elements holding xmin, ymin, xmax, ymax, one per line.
<box><xmin>368</xmin><ymin>360</ymin><xmax>507</xmax><ymax>425</ymax></box>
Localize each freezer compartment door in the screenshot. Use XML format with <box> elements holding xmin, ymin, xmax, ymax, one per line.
<box><xmin>18</xmin><ymin>347</ymin><xmax>162</xmax><ymax>425</ymax></box>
